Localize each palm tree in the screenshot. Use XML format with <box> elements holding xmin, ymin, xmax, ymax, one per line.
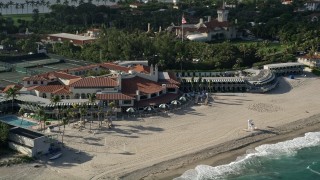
<box><xmin>61</xmin><ymin>108</ymin><xmax>71</xmax><ymax>144</ymax></box>
<box><xmin>79</xmin><ymin>105</ymin><xmax>87</xmax><ymax>128</ymax></box>
<box><xmin>15</xmin><ymin>3</ymin><xmax>20</xmax><ymax>14</ymax></box>
<box><xmin>97</xmin><ymin>105</ymin><xmax>103</xmax><ymax>128</ymax></box>
<box><xmin>8</xmin><ymin>1</ymin><xmax>14</xmax><ymax>15</ymax></box>
<box><xmin>25</xmin><ymin>0</ymin><xmax>30</xmax><ymax>13</ymax></box>
<box><xmin>20</xmin><ymin>3</ymin><xmax>25</xmax><ymax>14</ymax></box>
<box><xmin>0</xmin><ymin>2</ymin><xmax>3</xmax><ymax>13</ymax></box>
<box><xmin>43</xmin><ymin>114</ymin><xmax>48</xmax><ymax>130</ymax></box>
<box><xmin>45</xmin><ymin>1</ymin><xmax>50</xmax><ymax>11</ymax></box>
<box><xmin>36</xmin><ymin>107</ymin><xmax>45</xmax><ymax>130</ymax></box>
<box><xmin>106</xmin><ymin>101</ymin><xmax>115</xmax><ymax>128</ymax></box>
<box><xmin>40</xmin><ymin>0</ymin><xmax>45</xmax><ymax>13</ymax></box>
<box><xmin>88</xmin><ymin>94</ymin><xmax>96</xmax><ymax>131</ymax></box>
<box><xmin>18</xmin><ymin>108</ymin><xmax>25</xmax><ymax>125</ymax></box>
<box><xmin>5</xmin><ymin>87</ymin><xmax>19</xmax><ymax>112</ymax></box>
<box><xmin>4</xmin><ymin>4</ymin><xmax>9</xmax><ymax>14</ymax></box>
<box><xmin>50</xmin><ymin>95</ymin><xmax>61</xmax><ymax>130</ymax></box>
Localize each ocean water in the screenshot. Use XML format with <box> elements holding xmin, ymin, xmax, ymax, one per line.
<box><xmin>175</xmin><ymin>132</ymin><xmax>320</xmax><ymax>180</ymax></box>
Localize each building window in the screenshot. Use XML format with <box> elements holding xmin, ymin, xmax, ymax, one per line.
<box><xmin>42</xmin><ymin>93</ymin><xmax>47</xmax><ymax>98</ymax></box>
<box><xmin>140</xmin><ymin>95</ymin><xmax>147</xmax><ymax>100</ymax></box>
<box><xmin>33</xmin><ymin>81</ymin><xmax>38</xmax><ymax>84</ymax></box>
<box><xmin>61</xmin><ymin>95</ymin><xmax>65</xmax><ymax>99</ymax></box>
<box><xmin>123</xmin><ymin>100</ymin><xmax>131</xmax><ymax>104</ymax></box>
<box><xmin>27</xmin><ymin>81</ymin><xmax>30</xmax><ymax>84</ymax></box>
<box><xmin>75</xmin><ymin>93</ymin><xmax>80</xmax><ymax>99</ymax></box>
<box><xmin>66</xmin><ymin>95</ymin><xmax>70</xmax><ymax>99</ymax></box>
<box><xmin>41</xmin><ymin>81</ymin><xmax>43</xmax><ymax>84</ymax></box>
<box><xmin>81</xmin><ymin>93</ymin><xmax>86</xmax><ymax>99</ymax></box>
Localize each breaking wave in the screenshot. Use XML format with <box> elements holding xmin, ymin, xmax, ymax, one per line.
<box><xmin>174</xmin><ymin>132</ymin><xmax>320</xmax><ymax>180</ymax></box>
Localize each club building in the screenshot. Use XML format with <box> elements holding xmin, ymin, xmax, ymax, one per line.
<box><xmin>15</xmin><ymin>62</ymin><xmax>180</xmax><ymax>112</ymax></box>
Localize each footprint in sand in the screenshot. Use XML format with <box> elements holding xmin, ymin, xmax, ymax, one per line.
<box><xmin>247</xmin><ymin>103</ymin><xmax>283</xmax><ymax>113</ymax></box>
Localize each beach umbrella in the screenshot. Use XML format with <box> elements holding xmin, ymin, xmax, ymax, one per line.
<box><xmin>144</xmin><ymin>106</ymin><xmax>154</xmax><ymax>111</ymax></box>
<box><xmin>126</xmin><ymin>107</ymin><xmax>135</xmax><ymax>113</ymax></box>
<box><xmin>179</xmin><ymin>96</ymin><xmax>187</xmax><ymax>102</ymax></box>
<box><xmin>159</xmin><ymin>104</ymin><xmax>169</xmax><ymax>109</ymax></box>
<box><xmin>171</xmin><ymin>100</ymin><xmax>181</xmax><ymax>105</ymax></box>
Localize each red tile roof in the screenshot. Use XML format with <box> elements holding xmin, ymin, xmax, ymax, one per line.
<box><xmin>122</xmin><ymin>76</ymin><xmax>163</xmax><ymax>96</ymax></box>
<box><xmin>205</xmin><ymin>20</ymin><xmax>230</xmax><ymax>31</ymax></box>
<box><xmin>23</xmin><ymin>71</ymin><xmax>81</xmax><ymax>81</ymax></box>
<box><xmin>2</xmin><ymin>84</ymin><xmax>22</xmax><ymax>93</ymax></box>
<box><xmin>133</xmin><ymin>65</ymin><xmax>150</xmax><ymax>74</ymax></box>
<box><xmin>69</xmin><ymin>77</ymin><xmax>118</xmax><ymax>87</ymax></box>
<box><xmin>23</xmin><ymin>76</ymin><xmax>48</xmax><ymax>81</ymax></box>
<box><xmin>99</xmin><ymin>62</ymin><xmax>131</xmax><ymax>73</ymax></box>
<box><xmin>96</xmin><ymin>93</ymin><xmax>134</xmax><ymax>100</ymax></box>
<box><xmin>52</xmin><ymin>88</ymin><xmax>71</xmax><ymax>95</ymax></box>
<box><xmin>67</xmin><ymin>64</ymin><xmax>99</xmax><ymax>72</ymax></box>
<box><xmin>299</xmin><ymin>55</ymin><xmax>320</xmax><ymax>59</ymax></box>
<box><xmin>53</xmin><ymin>71</ymin><xmax>81</xmax><ymax>80</ymax></box>
<box><xmin>135</xmin><ymin>93</ymin><xmax>180</xmax><ymax>107</ymax></box>
<box><xmin>35</xmin><ymin>85</ymin><xmax>71</xmax><ymax>94</ymax></box>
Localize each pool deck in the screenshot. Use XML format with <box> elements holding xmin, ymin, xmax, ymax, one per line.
<box><xmin>0</xmin><ymin>115</ymin><xmax>60</xmax><ymax>131</ymax></box>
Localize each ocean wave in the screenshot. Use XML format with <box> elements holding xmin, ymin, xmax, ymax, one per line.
<box><xmin>174</xmin><ymin>132</ymin><xmax>320</xmax><ymax>180</ymax></box>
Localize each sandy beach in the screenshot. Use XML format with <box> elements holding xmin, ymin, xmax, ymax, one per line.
<box><xmin>1</xmin><ymin>74</ymin><xmax>320</xmax><ymax>180</ymax></box>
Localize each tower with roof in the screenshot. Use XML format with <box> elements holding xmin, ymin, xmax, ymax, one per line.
<box><xmin>217</xmin><ymin>3</ymin><xmax>229</xmax><ymax>22</ymax></box>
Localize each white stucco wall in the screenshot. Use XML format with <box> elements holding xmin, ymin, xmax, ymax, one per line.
<box><xmin>33</xmin><ymin>136</ymin><xmax>51</xmax><ymax>155</ymax></box>
<box><xmin>9</xmin><ymin>142</ymin><xmax>33</xmax><ymax>157</ymax></box>
<box><xmin>8</xmin><ymin>133</ymin><xmax>34</xmax><ymax>147</ymax></box>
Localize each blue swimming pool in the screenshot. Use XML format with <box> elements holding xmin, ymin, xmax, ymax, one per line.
<box><xmin>0</xmin><ymin>115</ymin><xmax>37</xmax><ymax>128</ymax></box>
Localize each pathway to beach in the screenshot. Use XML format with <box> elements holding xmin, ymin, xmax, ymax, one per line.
<box><xmin>1</xmin><ymin>74</ymin><xmax>320</xmax><ymax>180</ymax></box>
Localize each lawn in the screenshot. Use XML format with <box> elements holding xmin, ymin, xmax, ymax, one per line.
<box><xmin>3</xmin><ymin>14</ymin><xmax>33</xmax><ymax>26</ymax></box>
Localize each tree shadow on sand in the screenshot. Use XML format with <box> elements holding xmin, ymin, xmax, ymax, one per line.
<box><xmin>38</xmin><ymin>147</ymin><xmax>94</xmax><ymax>169</ymax></box>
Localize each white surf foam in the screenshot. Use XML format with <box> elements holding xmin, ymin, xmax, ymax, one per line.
<box><xmin>174</xmin><ymin>132</ymin><xmax>320</xmax><ymax>180</ymax></box>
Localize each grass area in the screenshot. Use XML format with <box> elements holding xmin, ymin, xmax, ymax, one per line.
<box><xmin>3</xmin><ymin>14</ymin><xmax>33</xmax><ymax>26</ymax></box>
<box><xmin>312</xmin><ymin>68</ymin><xmax>320</xmax><ymax>76</ymax></box>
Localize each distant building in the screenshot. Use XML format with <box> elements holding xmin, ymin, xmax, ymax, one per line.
<box><xmin>46</xmin><ymin>29</ymin><xmax>100</xmax><ymax>46</ymax></box>
<box><xmin>167</xmin><ymin>6</ymin><xmax>237</xmax><ymax>42</ymax></box>
<box><xmin>7</xmin><ymin>127</ymin><xmax>51</xmax><ymax>157</ymax></box>
<box><xmin>305</xmin><ymin>1</ymin><xmax>320</xmax><ymax>11</ymax></box>
<box><xmin>297</xmin><ymin>54</ymin><xmax>320</xmax><ymax>68</ymax></box>
<box><xmin>263</xmin><ymin>62</ymin><xmax>304</xmax><ymax>75</ymax></box>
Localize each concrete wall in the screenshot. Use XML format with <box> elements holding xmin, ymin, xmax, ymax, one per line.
<box><xmin>33</xmin><ymin>136</ymin><xmax>51</xmax><ymax>155</ymax></box>
<box><xmin>8</xmin><ymin>133</ymin><xmax>34</xmax><ymax>147</ymax></box>
<box><xmin>9</xmin><ymin>142</ymin><xmax>33</xmax><ymax>157</ymax></box>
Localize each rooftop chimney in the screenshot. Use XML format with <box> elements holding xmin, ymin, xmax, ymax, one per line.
<box><xmin>147</xmin><ymin>23</ymin><xmax>151</xmax><ymax>32</ymax></box>
<box><xmin>199</xmin><ymin>18</ymin><xmax>203</xmax><ymax>24</ymax></box>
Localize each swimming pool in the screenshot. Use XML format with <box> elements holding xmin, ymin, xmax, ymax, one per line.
<box><xmin>0</xmin><ymin>115</ymin><xmax>37</xmax><ymax>128</ymax></box>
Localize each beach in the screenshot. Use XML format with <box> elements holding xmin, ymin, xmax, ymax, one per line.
<box><xmin>1</xmin><ymin>74</ymin><xmax>320</xmax><ymax>180</ymax></box>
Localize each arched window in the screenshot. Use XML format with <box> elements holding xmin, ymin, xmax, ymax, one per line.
<box><xmin>81</xmin><ymin>93</ymin><xmax>86</xmax><ymax>99</ymax></box>
<box><xmin>42</xmin><ymin>93</ymin><xmax>47</xmax><ymax>98</ymax></box>
<box><xmin>61</xmin><ymin>95</ymin><xmax>65</xmax><ymax>99</ymax></box>
<box><xmin>75</xmin><ymin>93</ymin><xmax>80</xmax><ymax>99</ymax></box>
<box><xmin>66</xmin><ymin>95</ymin><xmax>70</xmax><ymax>99</ymax></box>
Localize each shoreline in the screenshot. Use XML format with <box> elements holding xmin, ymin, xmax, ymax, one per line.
<box><xmin>121</xmin><ymin>113</ymin><xmax>320</xmax><ymax>180</ymax></box>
